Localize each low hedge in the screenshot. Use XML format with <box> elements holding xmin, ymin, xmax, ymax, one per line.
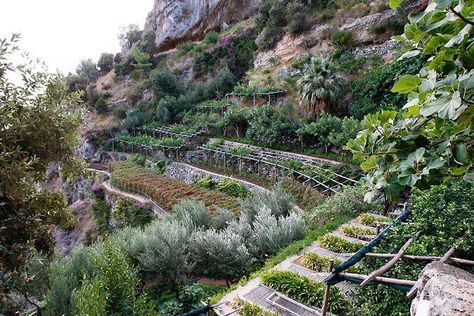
<box><xmin>261</xmin><ymin>270</ymin><xmax>349</xmax><ymax>314</ymax></box>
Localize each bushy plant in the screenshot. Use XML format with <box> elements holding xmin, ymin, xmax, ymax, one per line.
<box><xmin>240</xmin><ymin>185</ymin><xmax>293</xmax><ymax>223</ymax></box>
<box><xmin>94</xmin><ymin>97</ymin><xmax>108</xmax><ymax>114</ymax></box>
<box><xmin>171</xmin><ymin>200</ymin><xmax>212</xmax><ymax>230</ymax></box>
<box><xmin>196</xmin><ymin>177</ymin><xmax>216</xmax><ymax>189</ymax></box>
<box><xmin>261</xmin><ymin>270</ymin><xmax>349</xmax><ymax>313</ymax></box>
<box><xmin>92</xmin><ymin>191</ymin><xmax>111</xmax><ymax>235</ymax></box>
<box><xmin>280</xmin><ymin>177</ymin><xmax>326</xmax><ymax>211</ymax></box>
<box><xmin>134</xmin><ymin>220</ymin><xmax>190</xmax><ymax>290</ymax></box>
<box><xmin>45</xmin><ymin>248</ymin><xmax>95</xmax><ymax>315</ymax></box>
<box><xmin>318</xmin><ymin>234</ymin><xmax>364</xmax><ymax>253</ymax></box>
<box><xmin>287</xmin><ymin>2</ymin><xmax>311</xmax><ymax>35</ymax></box>
<box><xmin>241</xmin><ymin>303</ymin><xmax>278</xmax><ymax>316</ymax></box>
<box><xmin>301</xmin><ymin>252</ymin><xmax>359</xmax><ymax>273</ymax></box>
<box><xmin>216</xmin><ymin>179</ymin><xmax>249</xmax><ymax>198</ymax></box>
<box><xmin>357</xmin><ymin>213</ymin><xmax>389</xmax><ymax>227</ymax></box>
<box><xmin>189</xmin><ymin>229</ymin><xmax>253</xmax><ymax>284</ymax></box>
<box><xmin>249</xmin><ymin>207</ymin><xmax>305</xmax><ymax>258</ymax></box>
<box><xmin>330</xmin><ymin>30</ymin><xmax>356</xmax><ymax>50</ymax></box>
<box><xmin>149</xmin><ymin>70</ymin><xmax>183</xmax><ymax>100</ymax></box>
<box><xmin>341</xmin><ymin>225</ymin><xmax>375</xmax><ymax>239</ymax></box>
<box><xmin>97</xmin><ymin>52</ymin><xmax>114</xmax><ymax>73</ymax></box>
<box><xmin>113</xmin><ymin>198</ymin><xmax>154</xmax><ymax>228</ymax></box>
<box><xmin>212</xmin><ymin>208</ymin><xmax>234</xmax><ymax>231</ymax></box>
<box><xmin>203</xmin><ymin>31</ymin><xmax>219</xmax><ymax>44</ymax></box>
<box><xmin>307</xmin><ymin>185</ymin><xmax>381</xmax><ymax>228</ymax></box>
<box><xmin>256</xmin><ymin>25</ymin><xmax>284</xmax><ymax>51</ymax></box>
<box><xmin>247</xmin><ymin>105</ymin><xmax>300</xmax><ymax>145</ymax></box>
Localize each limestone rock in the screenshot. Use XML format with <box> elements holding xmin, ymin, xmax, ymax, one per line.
<box><xmin>411</xmin><ymin>262</ymin><xmax>474</xmax><ymax>316</ymax></box>
<box><xmin>145</xmin><ymin>0</ymin><xmax>261</xmax><ymax>51</ymax></box>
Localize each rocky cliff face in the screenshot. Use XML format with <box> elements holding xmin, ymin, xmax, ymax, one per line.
<box><xmin>145</xmin><ymin>0</ymin><xmax>261</xmax><ymax>51</ymax></box>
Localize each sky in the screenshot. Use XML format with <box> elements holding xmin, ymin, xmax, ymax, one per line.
<box><xmin>0</xmin><ymin>0</ymin><xmax>152</xmax><ymax>74</ymax></box>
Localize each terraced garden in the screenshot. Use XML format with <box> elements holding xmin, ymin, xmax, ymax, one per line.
<box><xmin>109</xmin><ymin>160</ymin><xmax>240</xmax><ymax>213</ymax></box>
<box><xmin>200</xmin><ymin>139</ymin><xmax>361</xmax><ymax>195</ymax></box>
<box><xmin>214</xmin><ymin>207</ymin><xmax>400</xmax><ymax>316</ymax></box>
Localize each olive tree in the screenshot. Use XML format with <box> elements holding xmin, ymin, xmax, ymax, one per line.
<box><xmin>0</xmin><ymin>34</ymin><xmax>84</xmax><ymax>302</ymax></box>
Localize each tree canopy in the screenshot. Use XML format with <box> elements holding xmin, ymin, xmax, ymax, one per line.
<box><xmin>0</xmin><ymin>34</ymin><xmax>84</xmax><ymax>295</ymax></box>
<box><xmin>347</xmin><ymin>0</ymin><xmax>474</xmax><ymax>201</ymax></box>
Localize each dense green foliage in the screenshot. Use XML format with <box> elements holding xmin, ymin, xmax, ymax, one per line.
<box><xmin>0</xmin><ymin>35</ymin><xmax>84</xmax><ymax>305</ymax></box>
<box><xmin>348</xmin><ymin>0</ymin><xmax>474</xmax><ymax>201</ymax></box>
<box><xmin>261</xmin><ymin>270</ymin><xmax>349</xmax><ymax>313</ymax></box>
<box><xmin>349</xmin><ymin>55</ymin><xmax>425</xmax><ymax>119</ymax></box>
<box><xmin>349</xmin><ymin>179</ymin><xmax>474</xmax><ymax>315</ymax></box>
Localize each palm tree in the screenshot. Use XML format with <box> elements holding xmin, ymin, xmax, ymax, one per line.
<box><xmin>297</xmin><ymin>56</ymin><xmax>344</xmax><ymax>120</ymax></box>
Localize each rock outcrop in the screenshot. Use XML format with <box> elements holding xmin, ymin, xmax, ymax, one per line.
<box><xmin>411</xmin><ymin>262</ymin><xmax>474</xmax><ymax>316</ymax></box>
<box><xmin>145</xmin><ymin>0</ymin><xmax>261</xmax><ymax>51</ymax></box>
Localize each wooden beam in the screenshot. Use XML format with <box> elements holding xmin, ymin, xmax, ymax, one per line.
<box><xmin>361</xmin><ymin>232</ymin><xmax>419</xmax><ymax>286</ymax></box>
<box><xmin>340</xmin><ymin>272</ymin><xmax>416</xmax><ymax>287</ymax></box>
<box><xmin>364</xmin><ymin>253</ymin><xmax>474</xmax><ymax>265</ymax></box>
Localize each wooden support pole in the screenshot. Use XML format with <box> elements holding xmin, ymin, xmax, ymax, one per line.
<box><xmin>321</xmin><ymin>259</ymin><xmax>334</xmax><ymax>316</ymax></box>
<box><xmin>376</xmin><ymin>224</ymin><xmax>381</xmax><ymax>235</ymax></box>
<box><xmin>361</xmin><ymin>232</ymin><xmax>419</xmax><ymax>286</ymax></box>
<box><xmin>363</xmin><ymin>253</ymin><xmax>474</xmax><ymax>265</ymax></box>
<box><xmin>440</xmin><ymin>245</ymin><xmax>457</xmax><ymax>263</ymax></box>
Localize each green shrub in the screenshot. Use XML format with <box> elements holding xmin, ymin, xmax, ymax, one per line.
<box><xmin>177</xmin><ymin>41</ymin><xmax>196</xmax><ymax>57</ymax></box>
<box><xmin>92</xmin><ymin>191</ymin><xmax>110</xmax><ymax>235</ymax></box>
<box><xmin>204</xmin><ymin>31</ymin><xmax>219</xmax><ymax>44</ymax></box>
<box><xmin>95</xmin><ymin>97</ymin><xmax>108</xmax><ymax>114</ymax></box>
<box><xmin>73</xmin><ymin>278</ymin><xmax>108</xmax><ymax>316</ymax></box>
<box><xmin>307</xmin><ymin>185</ymin><xmax>380</xmax><ymax>228</ymax></box>
<box><xmin>241</xmin><ymin>302</ymin><xmax>278</xmax><ymax>316</ymax></box>
<box><xmin>149</xmin><ymin>70</ymin><xmax>182</xmax><ymax>100</ymax></box>
<box><xmin>280</xmin><ymin>177</ymin><xmax>326</xmax><ymax>211</ymax></box>
<box><xmin>156</xmin><ymin>137</ymin><xmax>184</xmax><ymax>147</ymax></box>
<box><xmin>357</xmin><ymin>213</ymin><xmax>389</xmax><ymax>227</ymax></box>
<box><xmin>261</xmin><ymin>270</ymin><xmax>349</xmax><ymax>314</ymax></box>
<box><xmin>369</xmin><ymin>16</ymin><xmax>406</xmax><ymax>35</ymax></box>
<box><xmin>330</xmin><ymin>29</ymin><xmax>355</xmax><ymax>50</ymax></box>
<box><xmin>196</xmin><ymin>177</ymin><xmax>216</xmax><ymax>189</ymax></box>
<box><xmin>256</xmin><ymin>26</ymin><xmax>284</xmax><ymax>51</ymax></box>
<box><xmin>216</xmin><ymin>179</ymin><xmax>249</xmax><ymax>198</ymax></box>
<box><xmin>45</xmin><ymin>248</ymin><xmax>95</xmax><ymax>315</ymax></box>
<box><xmin>301</xmin><ymin>252</ymin><xmax>359</xmax><ymax>273</ymax></box>
<box><xmin>318</xmin><ymin>234</ymin><xmax>364</xmax><ymax>253</ymax></box>
<box><xmin>97</xmin><ymin>52</ymin><xmax>114</xmax><ymax>73</ymax></box>
<box><xmin>341</xmin><ymin>225</ymin><xmax>375</xmax><ymax>239</ymax></box>
<box><xmin>349</xmin><ymin>54</ymin><xmax>425</xmax><ymax>119</ymax></box>
<box><xmin>113</xmin><ymin>198</ymin><xmax>155</xmax><ymax>228</ymax></box>
<box><xmin>287</xmin><ymin>2</ymin><xmax>311</xmax><ymax>35</ymax></box>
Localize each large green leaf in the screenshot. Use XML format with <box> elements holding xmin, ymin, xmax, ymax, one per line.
<box><xmin>389</xmin><ymin>0</ymin><xmax>404</xmax><ymax>9</ymax></box>
<box><xmin>392</xmin><ymin>75</ymin><xmax>422</xmax><ymax>94</ymax></box>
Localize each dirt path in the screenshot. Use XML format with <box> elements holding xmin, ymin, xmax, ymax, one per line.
<box><xmin>101</xmin><ymin>181</ymin><xmax>166</xmax><ymax>218</ymax></box>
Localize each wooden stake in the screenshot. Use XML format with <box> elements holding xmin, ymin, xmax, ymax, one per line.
<box><xmin>376</xmin><ymin>223</ymin><xmax>381</xmax><ymax>235</ymax></box>
<box><xmin>321</xmin><ymin>259</ymin><xmax>334</xmax><ymax>316</ymax></box>
<box><xmin>361</xmin><ymin>232</ymin><xmax>419</xmax><ymax>286</ymax></box>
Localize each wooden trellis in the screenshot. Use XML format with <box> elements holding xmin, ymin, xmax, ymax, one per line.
<box><xmin>319</xmin><ymin>202</ymin><xmax>474</xmax><ymax>315</ymax></box>
<box><xmin>114</xmin><ymin>139</ymin><xmax>184</xmax><ymax>160</ymax></box>
<box><xmin>199</xmin><ymin>145</ymin><xmax>350</xmax><ymax>194</ymax></box>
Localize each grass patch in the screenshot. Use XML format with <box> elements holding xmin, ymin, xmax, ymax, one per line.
<box><xmin>341</xmin><ymin>225</ymin><xmax>375</xmax><ymax>239</ymax></box>
<box><xmin>318</xmin><ymin>234</ymin><xmax>364</xmax><ymax>253</ymax></box>
<box><xmin>357</xmin><ymin>213</ymin><xmax>390</xmax><ymax>227</ymax></box>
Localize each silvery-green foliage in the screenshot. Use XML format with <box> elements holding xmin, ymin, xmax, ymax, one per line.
<box><xmin>249</xmin><ymin>207</ymin><xmax>305</xmax><ymax>259</ymax></box>
<box><xmin>188</xmin><ymin>228</ymin><xmax>253</xmax><ymax>281</ymax></box>
<box><xmin>212</xmin><ymin>208</ymin><xmax>234</xmax><ymax>230</ymax></box>
<box><xmin>240</xmin><ymin>185</ymin><xmax>293</xmax><ymax>224</ymax></box>
<box><xmin>111</xmin><ymin>226</ymin><xmax>145</xmax><ymax>259</ymax></box>
<box><xmin>170</xmin><ymin>200</ymin><xmax>212</xmax><ymax>230</ymax></box>
<box><xmin>136</xmin><ymin>220</ymin><xmax>191</xmax><ymax>283</ymax></box>
<box><xmin>45</xmin><ymin>247</ymin><xmax>95</xmax><ymax>316</ymax></box>
<box><xmin>225</xmin><ymin>217</ymin><xmax>253</xmax><ymax>244</ymax></box>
